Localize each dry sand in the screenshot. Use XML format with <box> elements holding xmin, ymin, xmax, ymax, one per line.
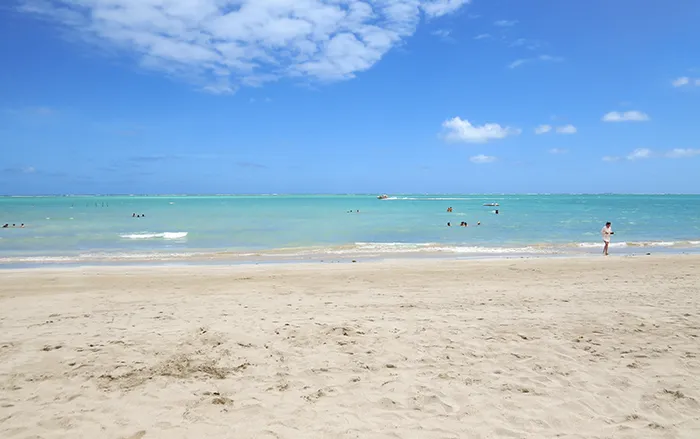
<box><xmin>1</xmin><ymin>255</ymin><xmax>699</xmax><ymax>439</ymax></box>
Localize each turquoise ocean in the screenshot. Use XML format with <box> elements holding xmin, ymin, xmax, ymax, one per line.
<box><xmin>1</xmin><ymin>194</ymin><xmax>699</xmax><ymax>266</ymax></box>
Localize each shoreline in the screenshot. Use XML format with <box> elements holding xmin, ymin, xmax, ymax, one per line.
<box><xmin>2</xmin><ymin>240</ymin><xmax>700</xmax><ymax>269</ymax></box>
<box><xmin>0</xmin><ymin>250</ymin><xmax>698</xmax><ymax>273</ymax></box>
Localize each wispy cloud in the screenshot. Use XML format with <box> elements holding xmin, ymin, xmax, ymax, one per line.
<box><xmin>671</xmin><ymin>76</ymin><xmax>700</xmax><ymax>87</ymax></box>
<box><xmin>509</xmin><ymin>38</ymin><xmax>543</xmax><ymax>51</ymax></box>
<box><xmin>508</xmin><ymin>59</ymin><xmax>528</xmax><ymax>69</ymax></box>
<box><xmin>470</xmin><ymin>154</ymin><xmax>497</xmax><ymax>164</ymax></box>
<box><xmin>602</xmin><ymin>111</ymin><xmax>650</xmax><ymax>122</ymax></box>
<box><xmin>474</xmin><ymin>33</ymin><xmax>491</xmax><ymax>40</ymax></box>
<box><xmin>2</xmin><ymin>166</ymin><xmax>37</xmax><ymax>175</ymax></box>
<box><xmin>666</xmin><ymin>148</ymin><xmax>700</xmax><ymax>158</ymax></box>
<box><xmin>627</xmin><ymin>148</ymin><xmax>652</xmax><ymax>160</ymax></box>
<box><xmin>534</xmin><ymin>124</ymin><xmax>552</xmax><ymax>135</ymax></box>
<box><xmin>555</xmin><ymin>124</ymin><xmax>577</xmax><ymax>134</ymax></box>
<box><xmin>431</xmin><ymin>29</ymin><xmax>453</xmax><ymax>42</ymax></box>
<box><xmin>3</xmin><ymin>106</ymin><xmax>57</xmax><ymax>117</ymax></box>
<box><xmin>672</xmin><ymin>77</ymin><xmax>690</xmax><ymax>87</ymax></box>
<box><xmin>494</xmin><ymin>19</ymin><xmax>518</xmax><ymax>27</ymax></box>
<box><xmin>441</xmin><ymin>117</ymin><xmax>521</xmax><ymax>144</ymax></box>
<box><xmin>537</xmin><ymin>55</ymin><xmax>563</xmax><ymax>62</ymax></box>
<box><xmin>508</xmin><ymin>54</ymin><xmax>562</xmax><ymax>69</ymax></box>
<box><xmin>604</xmin><ymin>148</ymin><xmax>700</xmax><ymax>162</ymax></box>
<box><xmin>17</xmin><ymin>0</ymin><xmax>471</xmax><ymax>93</ymax></box>
<box><xmin>548</xmin><ymin>148</ymin><xmax>568</xmax><ymax>154</ymax></box>
<box><xmin>535</xmin><ymin>124</ymin><xmax>576</xmax><ymax>134</ymax></box>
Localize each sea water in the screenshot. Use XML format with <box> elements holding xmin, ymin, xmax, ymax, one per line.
<box><xmin>1</xmin><ymin>194</ymin><xmax>699</xmax><ymax>265</ymax></box>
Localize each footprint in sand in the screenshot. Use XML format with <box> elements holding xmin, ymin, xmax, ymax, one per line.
<box><xmin>122</xmin><ymin>431</ymin><xmax>146</xmax><ymax>439</ymax></box>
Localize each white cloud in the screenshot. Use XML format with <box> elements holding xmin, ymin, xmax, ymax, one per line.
<box><xmin>534</xmin><ymin>124</ymin><xmax>552</xmax><ymax>135</ymax></box>
<box><xmin>422</xmin><ymin>0</ymin><xmax>471</xmax><ymax>18</ymax></box>
<box><xmin>470</xmin><ymin>154</ymin><xmax>497</xmax><ymax>164</ymax></box>
<box><xmin>17</xmin><ymin>0</ymin><xmax>471</xmax><ymax>93</ymax></box>
<box><xmin>548</xmin><ymin>148</ymin><xmax>567</xmax><ymax>154</ymax></box>
<box><xmin>666</xmin><ymin>148</ymin><xmax>700</xmax><ymax>158</ymax></box>
<box><xmin>605</xmin><ymin>148</ymin><xmax>700</xmax><ymax>161</ymax></box>
<box><xmin>538</xmin><ymin>54</ymin><xmax>563</xmax><ymax>62</ymax></box>
<box><xmin>672</xmin><ymin>77</ymin><xmax>690</xmax><ymax>87</ymax></box>
<box><xmin>535</xmin><ymin>124</ymin><xmax>575</xmax><ymax>134</ymax></box>
<box><xmin>494</xmin><ymin>19</ymin><xmax>518</xmax><ymax>27</ymax></box>
<box><xmin>441</xmin><ymin>117</ymin><xmax>520</xmax><ymax>144</ymax></box>
<box><xmin>627</xmin><ymin>148</ymin><xmax>652</xmax><ymax>160</ymax></box>
<box><xmin>555</xmin><ymin>124</ymin><xmax>577</xmax><ymax>134</ymax></box>
<box><xmin>508</xmin><ymin>54</ymin><xmax>562</xmax><ymax>69</ymax></box>
<box><xmin>602</xmin><ymin>111</ymin><xmax>650</xmax><ymax>122</ymax></box>
<box><xmin>474</xmin><ymin>33</ymin><xmax>491</xmax><ymax>40</ymax></box>
<box><xmin>508</xmin><ymin>59</ymin><xmax>528</xmax><ymax>69</ymax></box>
<box><xmin>432</xmin><ymin>29</ymin><xmax>451</xmax><ymax>39</ymax></box>
<box><xmin>671</xmin><ymin>76</ymin><xmax>700</xmax><ymax>88</ymax></box>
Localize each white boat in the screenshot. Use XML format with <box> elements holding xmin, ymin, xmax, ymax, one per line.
<box><xmin>483</xmin><ymin>202</ymin><xmax>499</xmax><ymax>206</ymax></box>
<box><xmin>377</xmin><ymin>194</ymin><xmax>389</xmax><ymax>200</ymax></box>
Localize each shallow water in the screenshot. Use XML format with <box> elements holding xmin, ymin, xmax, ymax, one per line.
<box><xmin>1</xmin><ymin>194</ymin><xmax>699</xmax><ymax>265</ymax></box>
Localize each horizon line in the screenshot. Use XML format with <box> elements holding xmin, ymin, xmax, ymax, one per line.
<box><xmin>2</xmin><ymin>193</ymin><xmax>700</xmax><ymax>197</ymax></box>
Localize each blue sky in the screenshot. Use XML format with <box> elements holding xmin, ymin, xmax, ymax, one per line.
<box><xmin>1</xmin><ymin>0</ymin><xmax>699</xmax><ymax>195</ymax></box>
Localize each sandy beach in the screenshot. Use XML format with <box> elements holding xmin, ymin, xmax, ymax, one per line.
<box><xmin>1</xmin><ymin>255</ymin><xmax>699</xmax><ymax>439</ymax></box>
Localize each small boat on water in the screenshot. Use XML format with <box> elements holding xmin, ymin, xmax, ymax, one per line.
<box><xmin>377</xmin><ymin>194</ymin><xmax>389</xmax><ymax>200</ymax></box>
<box><xmin>483</xmin><ymin>202</ymin><xmax>499</xmax><ymax>206</ymax></box>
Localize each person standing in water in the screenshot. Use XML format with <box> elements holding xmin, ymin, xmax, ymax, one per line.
<box><xmin>601</xmin><ymin>222</ymin><xmax>614</xmax><ymax>256</ymax></box>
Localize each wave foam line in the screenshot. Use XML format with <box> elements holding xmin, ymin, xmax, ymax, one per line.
<box><xmin>120</xmin><ymin>232</ymin><xmax>188</xmax><ymax>240</ymax></box>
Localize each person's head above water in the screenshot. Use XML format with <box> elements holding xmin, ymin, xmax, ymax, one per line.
<box><xmin>606</xmin><ymin>221</ymin><xmax>611</xmax><ymax>226</ymax></box>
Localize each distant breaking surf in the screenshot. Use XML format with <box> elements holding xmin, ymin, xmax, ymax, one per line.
<box><xmin>120</xmin><ymin>232</ymin><xmax>188</xmax><ymax>240</ymax></box>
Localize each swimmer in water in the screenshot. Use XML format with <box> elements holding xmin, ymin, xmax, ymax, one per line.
<box><xmin>2</xmin><ymin>224</ymin><xmax>7</xmax><ymax>228</ymax></box>
<box><xmin>495</xmin><ymin>209</ymin><xmax>499</xmax><ymax>215</ymax></box>
<box><xmin>447</xmin><ymin>222</ymin><xmax>451</xmax><ymax>227</ymax></box>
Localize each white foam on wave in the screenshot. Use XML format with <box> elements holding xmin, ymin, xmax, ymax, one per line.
<box><xmin>341</xmin><ymin>242</ymin><xmax>548</xmax><ymax>254</ymax></box>
<box><xmin>578</xmin><ymin>240</ymin><xmax>680</xmax><ymax>249</ymax></box>
<box><xmin>627</xmin><ymin>241</ymin><xmax>675</xmax><ymax>247</ymax></box>
<box><xmin>120</xmin><ymin>232</ymin><xmax>188</xmax><ymax>240</ymax></box>
<box><xmin>577</xmin><ymin>242</ymin><xmax>628</xmax><ymax>248</ymax></box>
<box><xmin>0</xmin><ymin>251</ymin><xmax>200</xmax><ymax>264</ymax></box>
